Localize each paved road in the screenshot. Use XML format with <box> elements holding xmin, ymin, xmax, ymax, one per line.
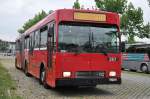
<box><xmin>0</xmin><ymin>56</ymin><xmax>150</xmax><ymax>99</ymax></box>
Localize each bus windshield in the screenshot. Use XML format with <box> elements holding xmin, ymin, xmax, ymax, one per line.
<box><xmin>58</xmin><ymin>22</ymin><xmax>119</xmax><ymax>53</ymax></box>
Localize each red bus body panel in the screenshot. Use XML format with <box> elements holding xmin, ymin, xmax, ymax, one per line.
<box><xmin>54</xmin><ymin>53</ymin><xmax>121</xmax><ymax>78</ymax></box>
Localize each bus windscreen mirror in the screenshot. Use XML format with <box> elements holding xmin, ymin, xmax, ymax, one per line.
<box><xmin>121</xmin><ymin>42</ymin><xmax>125</xmax><ymax>52</ymax></box>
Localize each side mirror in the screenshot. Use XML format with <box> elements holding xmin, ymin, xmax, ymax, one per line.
<box><xmin>121</xmin><ymin>42</ymin><xmax>125</xmax><ymax>52</ymax></box>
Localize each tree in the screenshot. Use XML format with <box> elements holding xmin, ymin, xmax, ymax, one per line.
<box><xmin>73</xmin><ymin>0</ymin><xmax>80</xmax><ymax>9</ymax></box>
<box><xmin>95</xmin><ymin>0</ymin><xmax>150</xmax><ymax>43</ymax></box>
<box><xmin>95</xmin><ymin>0</ymin><xmax>127</xmax><ymax>14</ymax></box>
<box><xmin>140</xmin><ymin>22</ymin><xmax>150</xmax><ymax>38</ymax></box>
<box><xmin>121</xmin><ymin>3</ymin><xmax>144</xmax><ymax>43</ymax></box>
<box><xmin>18</xmin><ymin>10</ymin><xmax>48</xmax><ymax>33</ymax></box>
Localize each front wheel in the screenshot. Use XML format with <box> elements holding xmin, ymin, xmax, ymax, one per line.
<box><xmin>39</xmin><ymin>67</ymin><xmax>49</xmax><ymax>89</ymax></box>
<box><xmin>141</xmin><ymin>64</ymin><xmax>149</xmax><ymax>74</ymax></box>
<box><xmin>24</xmin><ymin>61</ymin><xmax>31</xmax><ymax>76</ymax></box>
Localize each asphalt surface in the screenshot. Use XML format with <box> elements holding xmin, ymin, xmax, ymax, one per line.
<box><xmin>0</xmin><ymin>56</ymin><xmax>150</xmax><ymax>99</ymax></box>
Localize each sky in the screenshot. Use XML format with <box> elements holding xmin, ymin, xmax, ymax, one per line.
<box><xmin>0</xmin><ymin>0</ymin><xmax>150</xmax><ymax>42</ymax></box>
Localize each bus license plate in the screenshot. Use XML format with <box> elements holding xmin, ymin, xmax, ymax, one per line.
<box><xmin>109</xmin><ymin>78</ymin><xmax>117</xmax><ymax>82</ymax></box>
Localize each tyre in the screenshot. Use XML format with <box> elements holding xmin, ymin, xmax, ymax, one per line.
<box><xmin>24</xmin><ymin>61</ymin><xmax>31</xmax><ymax>76</ymax></box>
<box><xmin>141</xmin><ymin>64</ymin><xmax>149</xmax><ymax>74</ymax></box>
<box><xmin>39</xmin><ymin>67</ymin><xmax>49</xmax><ymax>89</ymax></box>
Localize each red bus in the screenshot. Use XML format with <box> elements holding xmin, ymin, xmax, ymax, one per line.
<box><xmin>15</xmin><ymin>9</ymin><xmax>121</xmax><ymax>88</ymax></box>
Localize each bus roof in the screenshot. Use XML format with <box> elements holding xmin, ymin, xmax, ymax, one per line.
<box><xmin>22</xmin><ymin>9</ymin><xmax>119</xmax><ymax>37</ymax></box>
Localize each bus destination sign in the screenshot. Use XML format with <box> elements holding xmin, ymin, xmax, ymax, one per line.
<box><xmin>74</xmin><ymin>12</ymin><xmax>106</xmax><ymax>22</ymax></box>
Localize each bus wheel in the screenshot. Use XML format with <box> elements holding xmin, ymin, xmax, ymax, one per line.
<box><xmin>40</xmin><ymin>67</ymin><xmax>49</xmax><ymax>89</ymax></box>
<box><xmin>24</xmin><ymin>61</ymin><xmax>31</xmax><ymax>76</ymax></box>
<box><xmin>141</xmin><ymin>64</ymin><xmax>149</xmax><ymax>74</ymax></box>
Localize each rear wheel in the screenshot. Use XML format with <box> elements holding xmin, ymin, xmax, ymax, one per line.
<box><xmin>24</xmin><ymin>61</ymin><xmax>31</xmax><ymax>76</ymax></box>
<box><xmin>141</xmin><ymin>64</ymin><xmax>149</xmax><ymax>74</ymax></box>
<box><xmin>40</xmin><ymin>66</ymin><xmax>49</xmax><ymax>89</ymax></box>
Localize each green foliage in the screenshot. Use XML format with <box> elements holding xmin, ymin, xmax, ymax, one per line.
<box><xmin>73</xmin><ymin>0</ymin><xmax>80</xmax><ymax>9</ymax></box>
<box><xmin>18</xmin><ymin>10</ymin><xmax>48</xmax><ymax>33</ymax></box>
<box><xmin>121</xmin><ymin>3</ymin><xmax>144</xmax><ymax>43</ymax></box>
<box><xmin>95</xmin><ymin>0</ymin><xmax>127</xmax><ymax>14</ymax></box>
<box><xmin>95</xmin><ymin>0</ymin><xmax>150</xmax><ymax>43</ymax></box>
<box><xmin>140</xmin><ymin>22</ymin><xmax>150</xmax><ymax>38</ymax></box>
<box><xmin>0</xmin><ymin>63</ymin><xmax>22</xmax><ymax>99</ymax></box>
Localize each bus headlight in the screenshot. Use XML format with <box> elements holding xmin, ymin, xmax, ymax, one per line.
<box><xmin>109</xmin><ymin>71</ymin><xmax>116</xmax><ymax>77</ymax></box>
<box><xmin>63</xmin><ymin>72</ymin><xmax>71</xmax><ymax>77</ymax></box>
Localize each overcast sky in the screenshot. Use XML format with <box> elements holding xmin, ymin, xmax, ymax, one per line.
<box><xmin>0</xmin><ymin>0</ymin><xmax>150</xmax><ymax>42</ymax></box>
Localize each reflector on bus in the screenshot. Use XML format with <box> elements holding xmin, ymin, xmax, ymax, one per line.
<box><xmin>74</xmin><ymin>12</ymin><xmax>106</xmax><ymax>22</ymax></box>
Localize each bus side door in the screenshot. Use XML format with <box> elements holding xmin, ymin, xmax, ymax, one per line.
<box><xmin>29</xmin><ymin>33</ymin><xmax>35</xmax><ymax>75</ymax></box>
<box><xmin>47</xmin><ymin>23</ymin><xmax>56</xmax><ymax>84</ymax></box>
<box><xmin>33</xmin><ymin>30</ymin><xmax>40</xmax><ymax>77</ymax></box>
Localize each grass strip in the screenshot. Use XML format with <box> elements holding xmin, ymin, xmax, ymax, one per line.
<box><xmin>0</xmin><ymin>62</ymin><xmax>22</xmax><ymax>99</ymax></box>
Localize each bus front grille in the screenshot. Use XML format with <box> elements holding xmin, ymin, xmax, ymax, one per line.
<box><xmin>76</xmin><ymin>71</ymin><xmax>105</xmax><ymax>78</ymax></box>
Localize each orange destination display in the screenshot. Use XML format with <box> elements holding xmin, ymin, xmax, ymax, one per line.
<box><xmin>74</xmin><ymin>12</ymin><xmax>106</xmax><ymax>22</ymax></box>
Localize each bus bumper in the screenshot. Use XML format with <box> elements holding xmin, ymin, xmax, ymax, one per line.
<box><xmin>56</xmin><ymin>78</ymin><xmax>121</xmax><ymax>86</ymax></box>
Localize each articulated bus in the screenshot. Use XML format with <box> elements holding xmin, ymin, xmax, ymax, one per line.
<box><xmin>15</xmin><ymin>9</ymin><xmax>121</xmax><ymax>88</ymax></box>
<box><xmin>122</xmin><ymin>44</ymin><xmax>150</xmax><ymax>73</ymax></box>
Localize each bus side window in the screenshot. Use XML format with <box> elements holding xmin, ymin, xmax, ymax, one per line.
<box><xmin>29</xmin><ymin>35</ymin><xmax>31</xmax><ymax>51</ymax></box>
<box><xmin>23</xmin><ymin>38</ymin><xmax>25</xmax><ymax>50</ymax></box>
<box><xmin>24</xmin><ymin>37</ymin><xmax>27</xmax><ymax>49</ymax></box>
<box><xmin>29</xmin><ymin>34</ymin><xmax>33</xmax><ymax>53</ymax></box>
<box><xmin>24</xmin><ymin>39</ymin><xmax>26</xmax><ymax>49</ymax></box>
<box><xmin>40</xmin><ymin>26</ymin><xmax>48</xmax><ymax>49</ymax></box>
<box><xmin>27</xmin><ymin>37</ymin><xmax>29</xmax><ymax>50</ymax></box>
<box><xmin>35</xmin><ymin>31</ymin><xmax>40</xmax><ymax>49</ymax></box>
<box><xmin>32</xmin><ymin>32</ymin><xmax>35</xmax><ymax>50</ymax></box>
<box><xmin>24</xmin><ymin>36</ymin><xmax>29</xmax><ymax>50</ymax></box>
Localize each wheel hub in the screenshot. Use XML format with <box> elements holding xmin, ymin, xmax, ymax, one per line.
<box><xmin>142</xmin><ymin>65</ymin><xmax>147</xmax><ymax>72</ymax></box>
